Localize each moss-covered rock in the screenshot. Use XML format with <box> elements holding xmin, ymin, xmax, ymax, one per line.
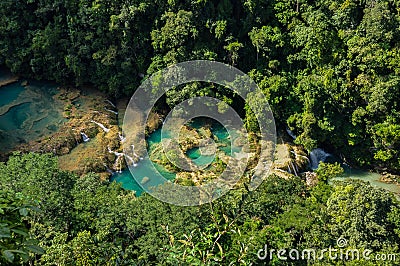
<box><xmin>175</xmin><ymin>171</ymin><xmax>218</xmax><ymax>186</ymax></box>
<box><xmin>177</xmin><ymin>125</ymin><xmax>202</xmax><ymax>152</ymax></box>
<box><xmin>12</xmin><ymin>86</ymin><xmax>123</xmax><ymax>175</ymax></box>
<box><xmin>149</xmin><ymin>139</ymin><xmax>196</xmax><ymax>172</ymax></box>
<box><xmin>271</xmin><ymin>143</ymin><xmax>309</xmax><ymax>178</ymax></box>
<box><xmin>303</xmin><ymin>171</ymin><xmax>318</xmax><ymax>187</ymax></box>
<box><xmin>141</xmin><ymin>176</ymin><xmax>150</xmax><ymax>184</ymax></box>
<box><xmin>146</xmin><ymin>111</ymin><xmax>163</xmax><ymax>134</ymax></box>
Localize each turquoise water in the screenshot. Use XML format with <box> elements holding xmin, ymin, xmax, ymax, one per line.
<box><xmin>0</xmin><ymin>83</ymin><xmax>24</xmax><ymax>106</ymax></box>
<box><xmin>114</xmin><ymin>130</ymin><xmax>400</xmax><ymax>198</ymax></box>
<box><xmin>111</xmin><ymin>126</ymin><xmax>177</xmax><ymax>196</ymax></box>
<box><xmin>211</xmin><ymin>122</ymin><xmax>242</xmax><ymax>155</ymax></box>
<box><xmin>0</xmin><ymin>76</ymin><xmax>65</xmax><ymax>152</ymax></box>
<box><xmin>0</xmin><ymin>102</ymin><xmax>30</xmax><ymax>130</ymax></box>
<box><xmin>1</xmin><ymin>71</ymin><xmax>396</xmax><ymax>200</ymax></box>
<box><xmin>186</xmin><ymin>147</ymin><xmax>214</xmax><ymax>166</ymax></box>
<box><xmin>332</xmin><ymin>166</ymin><xmax>400</xmax><ymax>200</ymax></box>
<box><xmin>111</xmin><ymin>119</ymin><xmax>241</xmax><ymax>195</ymax></box>
<box><xmin>110</xmin><ymin>160</ymin><xmax>176</xmax><ymax>196</ymax></box>
<box><xmin>311</xmin><ymin>150</ymin><xmax>400</xmax><ymax>199</ymax></box>
<box><xmin>110</xmin><ymin>170</ymin><xmax>143</xmax><ymax>195</ymax></box>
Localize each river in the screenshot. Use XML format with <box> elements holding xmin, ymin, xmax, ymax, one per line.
<box><xmin>0</xmin><ymin>68</ymin><xmax>399</xmax><ymax>199</ymax></box>
<box><xmin>332</xmin><ymin>166</ymin><xmax>400</xmax><ymax>200</ymax></box>
<box><xmin>110</xmin><ymin>120</ymin><xmax>234</xmax><ymax>195</ymax></box>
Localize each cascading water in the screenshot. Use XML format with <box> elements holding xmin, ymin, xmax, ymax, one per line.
<box><xmin>91</xmin><ymin>120</ymin><xmax>110</xmax><ymax>133</ymax></box>
<box><xmin>118</xmin><ymin>132</ymin><xmax>126</xmax><ymax>143</ymax></box>
<box><xmin>105</xmin><ymin>108</ymin><xmax>118</xmax><ymax>115</ymax></box>
<box><xmin>105</xmin><ymin>99</ymin><xmax>116</xmax><ymax>108</ymax></box>
<box><xmin>290</xmin><ymin>161</ymin><xmax>298</xmax><ymax>176</ymax></box>
<box><xmin>286</xmin><ymin>128</ymin><xmax>297</xmax><ymax>140</ymax></box>
<box><xmin>309</xmin><ymin>148</ymin><xmax>331</xmax><ymax>169</ymax></box>
<box><xmin>80</xmin><ymin>132</ymin><xmax>90</xmax><ymax>142</ymax></box>
<box><xmin>131</xmin><ymin>144</ymin><xmax>142</xmax><ymax>161</ymax></box>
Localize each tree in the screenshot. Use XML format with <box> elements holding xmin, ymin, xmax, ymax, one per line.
<box><xmin>0</xmin><ymin>190</ymin><xmax>43</xmax><ymax>265</ymax></box>
<box><xmin>327</xmin><ymin>180</ymin><xmax>400</xmax><ymax>252</ymax></box>
<box><xmin>224</xmin><ymin>39</ymin><xmax>243</xmax><ymax>66</ymax></box>
<box><xmin>0</xmin><ymin>153</ymin><xmax>76</xmax><ymax>231</ymax></box>
<box><xmin>315</xmin><ymin>162</ymin><xmax>344</xmax><ymax>183</ymax></box>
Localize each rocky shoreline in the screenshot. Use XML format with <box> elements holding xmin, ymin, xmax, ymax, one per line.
<box><xmin>380</xmin><ymin>173</ymin><xmax>400</xmax><ymax>187</ymax></box>
<box><xmin>271</xmin><ymin>143</ymin><xmax>310</xmax><ymax>179</ymax></box>
<box><xmin>1</xmin><ymin>83</ymin><xmax>398</xmax><ymax>189</ymax></box>
<box><xmin>0</xmin><ymin>75</ymin><xmax>19</xmax><ymax>88</ymax></box>
<box><xmin>0</xmin><ymin>86</ymin><xmax>124</xmax><ymax>179</ymax></box>
<box><xmin>51</xmin><ymin>87</ymin><xmax>162</xmax><ymax>179</ymax></box>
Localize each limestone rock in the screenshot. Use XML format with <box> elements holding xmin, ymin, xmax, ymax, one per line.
<box><xmin>380</xmin><ymin>173</ymin><xmax>400</xmax><ymax>185</ymax></box>
<box><xmin>141</xmin><ymin>176</ymin><xmax>150</xmax><ymax>184</ymax></box>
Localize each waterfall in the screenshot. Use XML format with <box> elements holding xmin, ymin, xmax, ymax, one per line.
<box><xmin>290</xmin><ymin>161</ymin><xmax>298</xmax><ymax>176</ymax></box>
<box><xmin>105</xmin><ymin>99</ymin><xmax>116</xmax><ymax>108</ymax></box>
<box><xmin>114</xmin><ymin>155</ymin><xmax>123</xmax><ymax>173</ymax></box>
<box><xmin>107</xmin><ymin>147</ymin><xmax>124</xmax><ymax>173</ymax></box>
<box><xmin>309</xmin><ymin>148</ymin><xmax>330</xmax><ymax>170</ymax></box>
<box><xmin>106</xmin><ymin>168</ymin><xmax>114</xmax><ymax>174</ymax></box>
<box><xmin>91</xmin><ymin>120</ymin><xmax>110</xmax><ymax>133</ymax></box>
<box><xmin>124</xmin><ymin>148</ymin><xmax>137</xmax><ymax>166</ymax></box>
<box><xmin>107</xmin><ymin>146</ymin><xmax>124</xmax><ymax>157</ymax></box>
<box><xmin>118</xmin><ymin>132</ymin><xmax>126</xmax><ymax>143</ymax></box>
<box><xmin>80</xmin><ymin>132</ymin><xmax>90</xmax><ymax>142</ymax></box>
<box><xmin>286</xmin><ymin>128</ymin><xmax>297</xmax><ymax>139</ymax></box>
<box><xmin>124</xmin><ymin>154</ymin><xmax>137</xmax><ymax>167</ymax></box>
<box><xmin>108</xmin><ymin>146</ymin><xmax>138</xmax><ymax>167</ymax></box>
<box><xmin>298</xmin><ymin>154</ymin><xmax>311</xmax><ymax>164</ymax></box>
<box><xmin>275</xmin><ymin>168</ymin><xmax>289</xmax><ymax>174</ymax></box>
<box><xmin>103</xmin><ymin>163</ymin><xmax>114</xmax><ymax>175</ymax></box>
<box><xmin>131</xmin><ymin>144</ymin><xmax>141</xmax><ymax>159</ymax></box>
<box><xmin>290</xmin><ymin>150</ymin><xmax>310</xmax><ymax>163</ymax></box>
<box><xmin>105</xmin><ymin>108</ymin><xmax>118</xmax><ymax>115</ymax></box>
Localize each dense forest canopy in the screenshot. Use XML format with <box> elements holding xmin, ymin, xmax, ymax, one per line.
<box><xmin>1</xmin><ymin>1</ymin><xmax>400</xmax><ymax>264</ymax></box>
<box><xmin>1</xmin><ymin>153</ymin><xmax>399</xmax><ymax>265</ymax></box>
<box><xmin>1</xmin><ymin>0</ymin><xmax>399</xmax><ymax>173</ymax></box>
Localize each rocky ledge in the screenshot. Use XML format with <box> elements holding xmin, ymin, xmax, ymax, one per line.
<box><xmin>8</xmin><ymin>86</ymin><xmax>123</xmax><ymax>179</ymax></box>
<box><xmin>271</xmin><ymin>143</ymin><xmax>310</xmax><ymax>179</ymax></box>
<box><xmin>0</xmin><ymin>75</ymin><xmax>19</xmax><ymax>88</ymax></box>
<box><xmin>380</xmin><ymin>173</ymin><xmax>400</xmax><ymax>186</ymax></box>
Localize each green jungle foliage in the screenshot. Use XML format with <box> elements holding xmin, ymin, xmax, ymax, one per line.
<box><xmin>1</xmin><ymin>0</ymin><xmax>399</xmax><ymax>172</ymax></box>
<box><xmin>0</xmin><ymin>153</ymin><xmax>399</xmax><ymax>265</ymax></box>
<box><xmin>1</xmin><ymin>0</ymin><xmax>400</xmax><ymax>264</ymax></box>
